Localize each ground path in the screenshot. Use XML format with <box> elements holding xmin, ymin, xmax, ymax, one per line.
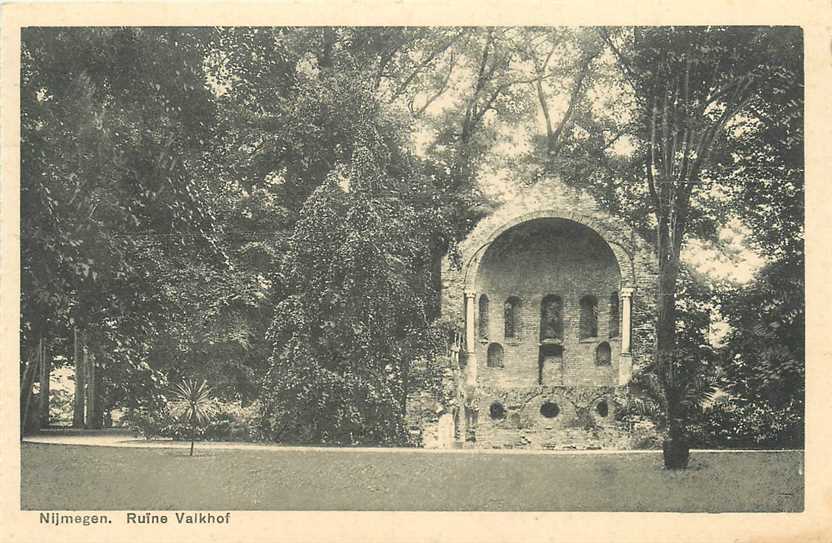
<box><xmin>21</xmin><ymin>429</ymin><xmax>803</xmax><ymax>511</ymax></box>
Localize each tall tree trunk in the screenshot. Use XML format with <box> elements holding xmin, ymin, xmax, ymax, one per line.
<box><xmin>84</xmin><ymin>345</ymin><xmax>96</xmax><ymax>429</ymax></box>
<box><xmin>38</xmin><ymin>337</ymin><xmax>50</xmax><ymax>429</ymax></box>
<box><xmin>93</xmin><ymin>357</ymin><xmax>104</xmax><ymax>429</ymax></box>
<box><xmin>656</xmin><ymin>220</ymin><xmax>690</xmax><ymax>469</ymax></box>
<box><xmin>400</xmin><ymin>359</ymin><xmax>409</xmax><ymax>418</ymax></box>
<box><xmin>656</xmin><ymin>222</ymin><xmax>681</xmax><ymax>429</ymax></box>
<box><xmin>20</xmin><ymin>339</ymin><xmax>40</xmax><ymax>436</ymax></box>
<box><xmin>72</xmin><ymin>327</ymin><xmax>85</xmax><ymax>428</ymax></box>
<box><xmin>657</xmin><ymin>258</ymin><xmax>681</xmax><ymax>431</ymax></box>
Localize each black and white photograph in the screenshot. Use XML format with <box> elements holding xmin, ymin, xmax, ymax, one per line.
<box><xmin>4</xmin><ymin>4</ymin><xmax>828</xmax><ymax>541</ymax></box>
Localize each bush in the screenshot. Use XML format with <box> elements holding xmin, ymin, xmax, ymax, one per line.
<box><xmin>126</xmin><ymin>407</ymin><xmax>173</xmax><ymax>440</ymax></box>
<box><xmin>48</xmin><ymin>388</ymin><xmax>74</xmax><ymax>426</ymax></box>
<box><xmin>125</xmin><ymin>400</ymin><xmax>262</xmax><ymax>441</ymax></box>
<box><xmin>203</xmin><ymin>401</ymin><xmax>263</xmax><ymax>441</ymax></box>
<box><xmin>625</xmin><ymin>417</ymin><xmax>663</xmax><ymax>449</ymax></box>
<box><xmin>689</xmin><ymin>399</ymin><xmax>804</xmax><ymax>449</ymax></box>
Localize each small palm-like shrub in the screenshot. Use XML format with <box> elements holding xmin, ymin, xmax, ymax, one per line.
<box><xmin>169</xmin><ymin>380</ymin><xmax>216</xmax><ymax>456</ymax></box>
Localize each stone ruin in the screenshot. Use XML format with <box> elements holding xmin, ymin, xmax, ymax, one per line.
<box><xmin>411</xmin><ymin>178</ymin><xmax>658</xmax><ymax>450</ymax></box>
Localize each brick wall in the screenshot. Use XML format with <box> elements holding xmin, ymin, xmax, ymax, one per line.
<box><xmin>430</xmin><ymin>177</ymin><xmax>658</xmax><ymax>449</ymax></box>
<box><xmin>474</xmin><ymin>385</ymin><xmax>626</xmax><ymax>449</ymax></box>
<box><xmin>474</xmin><ymin>218</ymin><xmax>621</xmax><ymax>389</ymax></box>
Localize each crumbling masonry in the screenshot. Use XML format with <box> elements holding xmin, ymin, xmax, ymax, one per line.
<box><xmin>414</xmin><ymin>178</ymin><xmax>658</xmax><ymax>449</ymax></box>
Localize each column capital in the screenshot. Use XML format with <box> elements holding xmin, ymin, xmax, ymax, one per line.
<box><xmin>620</xmin><ymin>287</ymin><xmax>634</xmax><ymax>298</ymax></box>
<box><xmin>464</xmin><ymin>290</ymin><xmax>477</xmax><ymax>299</ymax></box>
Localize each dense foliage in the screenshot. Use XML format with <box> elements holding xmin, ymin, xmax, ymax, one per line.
<box><xmin>259</xmin><ymin>120</ymin><xmax>450</xmax><ymax>444</ymax></box>
<box><xmin>21</xmin><ymin>27</ymin><xmax>803</xmax><ymax>449</ymax></box>
<box><xmin>21</xmin><ymin>28</ymin><xmax>225</xmax><ymax>427</ymax></box>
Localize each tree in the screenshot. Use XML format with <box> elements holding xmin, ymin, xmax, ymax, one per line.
<box><xmin>720</xmin><ymin>259</ymin><xmax>804</xmax><ymax>403</ymax></box>
<box><xmin>259</xmin><ymin>95</ymin><xmax>448</xmax><ymax>443</ymax></box>
<box><xmin>21</xmin><ymin>27</ymin><xmax>223</xmax><ymax>430</ymax></box>
<box><xmin>625</xmin><ymin>265</ymin><xmax>722</xmax><ymax>437</ymax></box>
<box><xmin>594</xmin><ymin>26</ymin><xmax>802</xmax><ymax>467</ymax></box>
<box><xmin>708</xmin><ymin>29</ymin><xmax>804</xmax><ymax>445</ymax></box>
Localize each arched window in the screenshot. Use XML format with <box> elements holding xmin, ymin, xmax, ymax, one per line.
<box><xmin>478</xmin><ymin>294</ymin><xmax>490</xmax><ymax>340</ymax></box>
<box><xmin>579</xmin><ymin>295</ymin><xmax>598</xmax><ymax>339</ymax></box>
<box><xmin>609</xmin><ymin>292</ymin><xmax>620</xmax><ymax>338</ymax></box>
<box><xmin>504</xmin><ymin>296</ymin><xmax>521</xmax><ymax>339</ymax></box>
<box><xmin>487</xmin><ymin>342</ymin><xmax>504</xmax><ymax>368</ymax></box>
<box><xmin>595</xmin><ymin>342</ymin><xmax>611</xmax><ymax>366</ymax></box>
<box><xmin>539</xmin><ymin>295</ymin><xmax>563</xmax><ymax>341</ymax></box>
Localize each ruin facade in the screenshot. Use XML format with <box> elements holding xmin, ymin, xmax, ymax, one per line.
<box><xmin>419</xmin><ymin>178</ymin><xmax>658</xmax><ymax>449</ymax></box>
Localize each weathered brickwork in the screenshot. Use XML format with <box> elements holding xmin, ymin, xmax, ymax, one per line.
<box><xmin>474</xmin><ymin>385</ymin><xmax>626</xmax><ymax>449</ymax></box>
<box><xmin>474</xmin><ymin>218</ymin><xmax>622</xmax><ymax>389</ymax></box>
<box><xmin>422</xmin><ymin>177</ymin><xmax>657</xmax><ymax>449</ymax></box>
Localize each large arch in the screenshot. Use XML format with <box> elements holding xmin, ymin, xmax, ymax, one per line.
<box><xmin>470</xmin><ymin>216</ymin><xmax>624</xmax><ymax>387</ymax></box>
<box><xmin>439</xmin><ymin>178</ymin><xmax>654</xmax><ymax>327</ymax></box>
<box><xmin>433</xmin><ymin>177</ymin><xmax>657</xmax><ymax>448</ymax></box>
<box><xmin>461</xmin><ymin>209</ymin><xmax>636</xmax><ymax>292</ymax></box>
<box><xmin>428</xmin><ymin>179</ymin><xmax>657</xmax><ymax>450</ymax></box>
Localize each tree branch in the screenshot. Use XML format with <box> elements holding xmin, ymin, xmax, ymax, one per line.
<box><xmin>598</xmin><ymin>27</ymin><xmax>639</xmax><ymax>91</ymax></box>
<box><xmin>390</xmin><ymin>29</ymin><xmax>466</xmax><ymax>100</ymax></box>
<box><xmin>548</xmin><ymin>51</ymin><xmax>598</xmax><ymax>158</ymax></box>
<box><xmin>649</xmin><ymin>95</ymin><xmax>662</xmax><ymax>215</ymax></box>
<box><xmin>472</xmin><ymin>85</ymin><xmax>502</xmax><ymax>127</ymax></box>
<box><xmin>535</xmin><ymin>77</ymin><xmax>554</xmax><ymax>143</ymax></box>
<box><xmin>413</xmin><ymin>52</ymin><xmax>456</xmax><ymax>117</ymax></box>
<box><xmin>532</xmin><ymin>36</ymin><xmax>558</xmax><ymax>144</ymax></box>
<box><xmin>646</xmin><ymin>156</ymin><xmax>659</xmax><ymax>214</ymax></box>
<box><xmin>375</xmin><ymin>42</ymin><xmax>403</xmax><ymax>90</ymax></box>
<box><xmin>675</xmin><ymin>79</ymin><xmax>756</xmax><ymax>247</ymax></box>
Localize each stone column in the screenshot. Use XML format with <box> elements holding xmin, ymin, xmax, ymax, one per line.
<box><xmin>620</xmin><ymin>287</ymin><xmax>634</xmax><ymax>354</ymax></box>
<box><xmin>463</xmin><ymin>290</ymin><xmax>477</xmax><ymax>375</ymax></box>
<box><xmin>619</xmin><ymin>287</ymin><xmax>634</xmax><ymax>385</ymax></box>
<box><xmin>463</xmin><ymin>290</ymin><xmax>478</xmax><ymax>443</ymax></box>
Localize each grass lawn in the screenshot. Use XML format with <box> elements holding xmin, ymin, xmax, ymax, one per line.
<box><xmin>21</xmin><ymin>443</ymin><xmax>803</xmax><ymax>512</ymax></box>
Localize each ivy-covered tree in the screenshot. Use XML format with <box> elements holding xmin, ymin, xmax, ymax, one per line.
<box><xmin>260</xmin><ymin>139</ymin><xmax>447</xmax><ymax>444</ymax></box>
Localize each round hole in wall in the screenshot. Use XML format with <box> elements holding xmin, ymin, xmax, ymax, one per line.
<box><xmin>540</xmin><ymin>401</ymin><xmax>560</xmax><ymax>418</ymax></box>
<box><xmin>596</xmin><ymin>400</ymin><xmax>609</xmax><ymax>417</ymax></box>
<box><xmin>489</xmin><ymin>401</ymin><xmax>506</xmax><ymax>420</ymax></box>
